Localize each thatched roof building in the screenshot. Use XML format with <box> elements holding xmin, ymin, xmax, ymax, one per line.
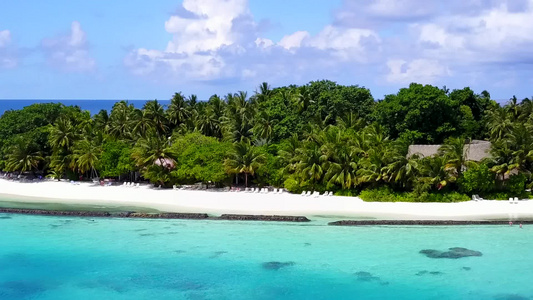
<box><xmin>407</xmin><ymin>140</ymin><xmax>491</xmax><ymax>161</ymax></box>
<box><xmin>154</xmin><ymin>158</ymin><xmax>176</xmax><ymax>169</ymax></box>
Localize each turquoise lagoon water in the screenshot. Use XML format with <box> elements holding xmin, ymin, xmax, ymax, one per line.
<box><xmin>1</xmin><ymin>214</ymin><xmax>532</xmax><ymax>300</ymax></box>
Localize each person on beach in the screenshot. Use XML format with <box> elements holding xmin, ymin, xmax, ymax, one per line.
<box><xmin>520</xmin><ymin>223</ymin><xmax>523</xmax><ymax>228</ymax></box>
<box><xmin>509</xmin><ymin>221</ymin><xmax>513</xmax><ymax>226</ymax></box>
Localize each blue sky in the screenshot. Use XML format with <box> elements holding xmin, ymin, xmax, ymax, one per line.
<box><xmin>0</xmin><ymin>0</ymin><xmax>532</xmax><ymax>101</ymax></box>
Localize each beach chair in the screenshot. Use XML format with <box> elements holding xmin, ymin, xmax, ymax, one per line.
<box><xmin>514</xmin><ymin>197</ymin><xmax>519</xmax><ymax>204</ymax></box>
<box><xmin>306</xmin><ymin>191</ymin><xmax>312</xmax><ymax>196</ymax></box>
<box><xmin>255</xmin><ymin>188</ymin><xmax>260</xmax><ymax>193</ymax></box>
<box><xmin>301</xmin><ymin>191</ymin><xmax>306</xmax><ymax>196</ymax></box>
<box><xmin>328</xmin><ymin>191</ymin><xmax>333</xmax><ymax>196</ymax></box>
<box><xmin>313</xmin><ymin>191</ymin><xmax>320</xmax><ymax>198</ymax></box>
<box><xmin>135</xmin><ymin>183</ymin><xmax>140</xmax><ymax>188</ymax></box>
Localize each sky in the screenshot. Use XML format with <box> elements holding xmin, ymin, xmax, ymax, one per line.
<box><xmin>0</xmin><ymin>0</ymin><xmax>532</xmax><ymax>101</ymax></box>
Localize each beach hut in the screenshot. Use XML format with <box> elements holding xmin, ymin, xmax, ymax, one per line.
<box><xmin>153</xmin><ymin>158</ymin><xmax>176</xmax><ymax>169</ymax></box>
<box><xmin>408</xmin><ymin>140</ymin><xmax>491</xmax><ymax>162</ymax></box>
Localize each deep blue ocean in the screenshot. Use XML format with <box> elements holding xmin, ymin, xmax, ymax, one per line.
<box><xmin>1</xmin><ymin>213</ymin><xmax>532</xmax><ymax>299</ymax></box>
<box><xmin>0</xmin><ymin>100</ymin><xmax>171</xmax><ymax>115</ymax></box>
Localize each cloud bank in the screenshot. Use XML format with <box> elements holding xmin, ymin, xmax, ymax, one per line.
<box><xmin>125</xmin><ymin>0</ymin><xmax>533</xmax><ymax>94</ymax></box>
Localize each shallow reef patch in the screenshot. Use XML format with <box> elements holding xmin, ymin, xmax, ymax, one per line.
<box><xmin>419</xmin><ymin>247</ymin><xmax>482</xmax><ymax>259</ymax></box>
<box><xmin>262</xmin><ymin>261</ymin><xmax>295</xmax><ymax>270</ymax></box>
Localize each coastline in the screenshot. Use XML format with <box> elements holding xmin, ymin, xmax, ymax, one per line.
<box><xmin>1</xmin><ymin>179</ymin><xmax>533</xmax><ymax>221</ymax></box>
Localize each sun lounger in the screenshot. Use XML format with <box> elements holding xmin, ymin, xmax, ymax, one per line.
<box><xmin>328</xmin><ymin>191</ymin><xmax>333</xmax><ymax>196</ymax></box>
<box><xmin>135</xmin><ymin>183</ymin><xmax>140</xmax><ymax>188</ymax></box>
<box><xmin>306</xmin><ymin>191</ymin><xmax>312</xmax><ymax>196</ymax></box>
<box><xmin>514</xmin><ymin>197</ymin><xmax>519</xmax><ymax>204</ymax></box>
<box><xmin>301</xmin><ymin>191</ymin><xmax>306</xmax><ymax>196</ymax></box>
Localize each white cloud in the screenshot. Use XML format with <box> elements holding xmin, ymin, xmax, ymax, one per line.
<box><xmin>0</xmin><ymin>30</ymin><xmax>11</xmax><ymax>48</ymax></box>
<box><xmin>278</xmin><ymin>31</ymin><xmax>309</xmax><ymax>50</ymax></box>
<box><xmin>164</xmin><ymin>0</ymin><xmax>249</xmax><ymax>54</ymax></box>
<box><xmin>0</xmin><ymin>29</ymin><xmax>17</xmax><ymax>68</ymax></box>
<box><xmin>365</xmin><ymin>0</ymin><xmax>436</xmax><ymax>19</ymax></box>
<box><xmin>386</xmin><ymin>59</ymin><xmax>450</xmax><ymax>84</ymax></box>
<box><xmin>417</xmin><ymin>2</ymin><xmax>533</xmax><ymax>63</ymax></box>
<box><xmin>254</xmin><ymin>38</ymin><xmax>274</xmax><ymax>48</ymax></box>
<box><xmin>41</xmin><ymin>21</ymin><xmax>96</xmax><ymax>72</ymax></box>
<box><xmin>125</xmin><ymin>0</ymin><xmax>381</xmax><ymax>83</ymax></box>
<box><xmin>126</xmin><ymin>0</ymin><xmax>253</xmax><ymax>81</ymax></box>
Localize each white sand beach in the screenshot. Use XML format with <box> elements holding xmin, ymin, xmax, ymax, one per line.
<box><xmin>1</xmin><ymin>179</ymin><xmax>532</xmax><ymax>220</ymax></box>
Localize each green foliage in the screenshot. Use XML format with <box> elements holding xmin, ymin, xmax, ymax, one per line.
<box><xmin>171</xmin><ymin>133</ymin><xmax>231</xmax><ymax>185</ymax></box>
<box><xmin>255</xmin><ymin>145</ymin><xmax>284</xmax><ymax>186</ymax></box>
<box><xmin>99</xmin><ymin>141</ymin><xmax>134</xmax><ymax>177</ymax></box>
<box><xmin>359</xmin><ymin>187</ymin><xmax>469</xmax><ymax>202</ymax></box>
<box><xmin>507</xmin><ymin>174</ymin><xmax>527</xmax><ymax>196</ymax></box>
<box><xmin>458</xmin><ymin>164</ymin><xmax>495</xmax><ymax>194</ymax></box>
<box><xmin>1</xmin><ymin>82</ymin><xmax>533</xmax><ymax>202</ymax></box>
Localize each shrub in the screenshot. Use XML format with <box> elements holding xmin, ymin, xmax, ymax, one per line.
<box><xmin>507</xmin><ymin>174</ymin><xmax>527</xmax><ymax>196</ymax></box>
<box><xmin>458</xmin><ymin>164</ymin><xmax>495</xmax><ymax>194</ymax></box>
<box><xmin>359</xmin><ymin>186</ymin><xmax>470</xmax><ymax>202</ymax></box>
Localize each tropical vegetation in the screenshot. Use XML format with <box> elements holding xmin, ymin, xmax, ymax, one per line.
<box><xmin>1</xmin><ymin>81</ymin><xmax>532</xmax><ymax>202</ymax></box>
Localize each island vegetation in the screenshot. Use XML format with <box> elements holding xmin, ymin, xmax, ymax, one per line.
<box><xmin>1</xmin><ymin>81</ymin><xmax>532</xmax><ymax>202</ymax></box>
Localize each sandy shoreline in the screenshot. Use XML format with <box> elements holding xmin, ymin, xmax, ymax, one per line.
<box><xmin>1</xmin><ymin>179</ymin><xmax>532</xmax><ymax>220</ymax></box>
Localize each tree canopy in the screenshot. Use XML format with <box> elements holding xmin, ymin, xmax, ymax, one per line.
<box><xmin>1</xmin><ymin>81</ymin><xmax>531</xmax><ymax>201</ymax></box>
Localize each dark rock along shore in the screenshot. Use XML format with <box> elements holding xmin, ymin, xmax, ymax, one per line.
<box><xmin>328</xmin><ymin>220</ymin><xmax>533</xmax><ymax>226</ymax></box>
<box><xmin>0</xmin><ymin>208</ymin><xmax>310</xmax><ymax>222</ymax></box>
<box><xmin>1</xmin><ymin>208</ymin><xmax>531</xmax><ymax>224</ymax></box>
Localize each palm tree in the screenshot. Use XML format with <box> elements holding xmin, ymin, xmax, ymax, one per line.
<box><xmin>5</xmin><ymin>139</ymin><xmax>43</xmax><ymax>174</ymax></box>
<box><xmin>109</xmin><ymin>101</ymin><xmax>135</xmax><ymax>140</ymax></box>
<box><xmin>295</xmin><ymin>85</ymin><xmax>313</xmax><ymax>112</ymax></box>
<box><xmin>279</xmin><ymin>134</ymin><xmax>301</xmax><ymax>176</ymax></box>
<box><xmin>224</xmin><ymin>141</ymin><xmax>265</xmax><ymax>187</ymax></box>
<box><xmin>487</xmin><ymin>107</ymin><xmax>513</xmax><ymax>141</ymax></box>
<box><xmin>337</xmin><ymin>112</ymin><xmax>366</xmax><ymax>131</ymax></box>
<box><xmin>324</xmin><ymin>143</ymin><xmax>359</xmax><ymax>189</ymax></box>
<box><xmin>197</xmin><ymin>95</ymin><xmax>225</xmax><ymax>139</ymax></box>
<box><xmin>131</xmin><ymin>108</ymin><xmax>153</xmax><ymax>138</ymax></box>
<box><xmin>167</xmin><ymin>92</ymin><xmax>190</xmax><ymax>129</ymax></box>
<box><xmin>382</xmin><ymin>142</ymin><xmax>419</xmax><ymax>190</ymax></box>
<box><xmin>93</xmin><ymin>109</ymin><xmax>110</xmax><ymax>134</ymax></box>
<box><xmin>506</xmin><ymin>96</ymin><xmax>520</xmax><ymax>121</ymax></box>
<box><xmin>296</xmin><ymin>142</ymin><xmax>326</xmax><ymax>189</ymax></box>
<box><xmin>73</xmin><ymin>139</ymin><xmax>101</xmax><ymax>179</ymax></box>
<box><xmin>417</xmin><ymin>156</ymin><xmax>452</xmax><ymax>191</ymax></box>
<box><xmin>254</xmin><ymin>82</ymin><xmax>273</xmax><ymax>104</ymax></box>
<box><xmin>438</xmin><ymin>137</ymin><xmax>471</xmax><ymax>179</ymax></box>
<box><xmin>49</xmin><ymin>117</ymin><xmax>79</xmax><ymax>150</ymax></box>
<box><xmin>253</xmin><ymin>111</ymin><xmax>277</xmax><ymax>142</ymax></box>
<box><xmin>132</xmin><ymin>133</ymin><xmax>176</xmax><ymax>169</ymax></box>
<box><xmin>224</xmin><ymin>91</ymin><xmax>255</xmax><ymax>142</ymax></box>
<box><xmin>143</xmin><ymin>100</ymin><xmax>168</xmax><ymax>136</ymax></box>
